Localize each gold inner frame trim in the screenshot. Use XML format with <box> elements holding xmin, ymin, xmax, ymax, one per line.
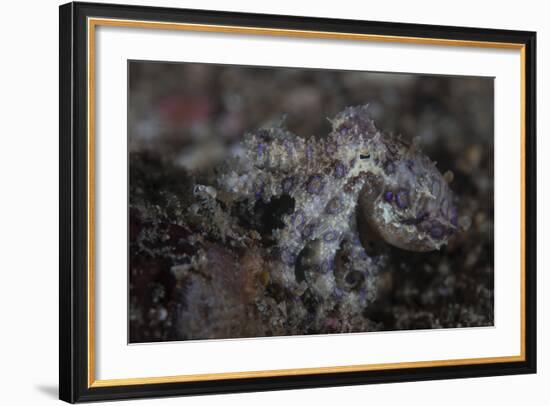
<box><xmin>87</xmin><ymin>17</ymin><xmax>527</xmax><ymax>388</ymax></box>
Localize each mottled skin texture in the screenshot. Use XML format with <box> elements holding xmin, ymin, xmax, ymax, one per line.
<box><xmin>208</xmin><ymin>105</ymin><xmax>458</xmax><ymax>307</ymax></box>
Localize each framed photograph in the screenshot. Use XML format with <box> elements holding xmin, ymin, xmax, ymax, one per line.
<box><xmin>59</xmin><ymin>1</ymin><xmax>536</xmax><ymax>403</ymax></box>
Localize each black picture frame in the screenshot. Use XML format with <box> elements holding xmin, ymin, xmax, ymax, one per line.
<box><xmin>59</xmin><ymin>1</ymin><xmax>537</xmax><ymax>403</ymax></box>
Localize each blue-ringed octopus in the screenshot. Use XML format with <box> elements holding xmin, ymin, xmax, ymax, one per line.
<box><xmin>195</xmin><ymin>104</ymin><xmax>458</xmax><ymax>310</ymax></box>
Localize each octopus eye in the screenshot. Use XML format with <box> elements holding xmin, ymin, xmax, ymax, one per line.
<box><xmin>344</xmin><ymin>271</ymin><xmax>364</xmax><ymax>289</ymax></box>
<box><xmin>383</xmin><ymin>191</ymin><xmax>394</xmax><ymax>202</ymax></box>
<box><xmin>359</xmin><ymin>153</ymin><xmax>370</xmax><ymax>160</ymax></box>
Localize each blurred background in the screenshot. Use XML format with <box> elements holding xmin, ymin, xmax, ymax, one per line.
<box><xmin>128</xmin><ymin>61</ymin><xmax>494</xmax><ymax>342</ymax></box>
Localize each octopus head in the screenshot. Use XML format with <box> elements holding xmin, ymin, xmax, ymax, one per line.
<box><xmin>358</xmin><ymin>148</ymin><xmax>458</xmax><ymax>252</ymax></box>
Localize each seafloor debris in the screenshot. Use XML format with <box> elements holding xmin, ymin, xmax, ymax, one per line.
<box><xmin>130</xmin><ymin>105</ymin><xmax>462</xmax><ymax>341</ymax></box>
